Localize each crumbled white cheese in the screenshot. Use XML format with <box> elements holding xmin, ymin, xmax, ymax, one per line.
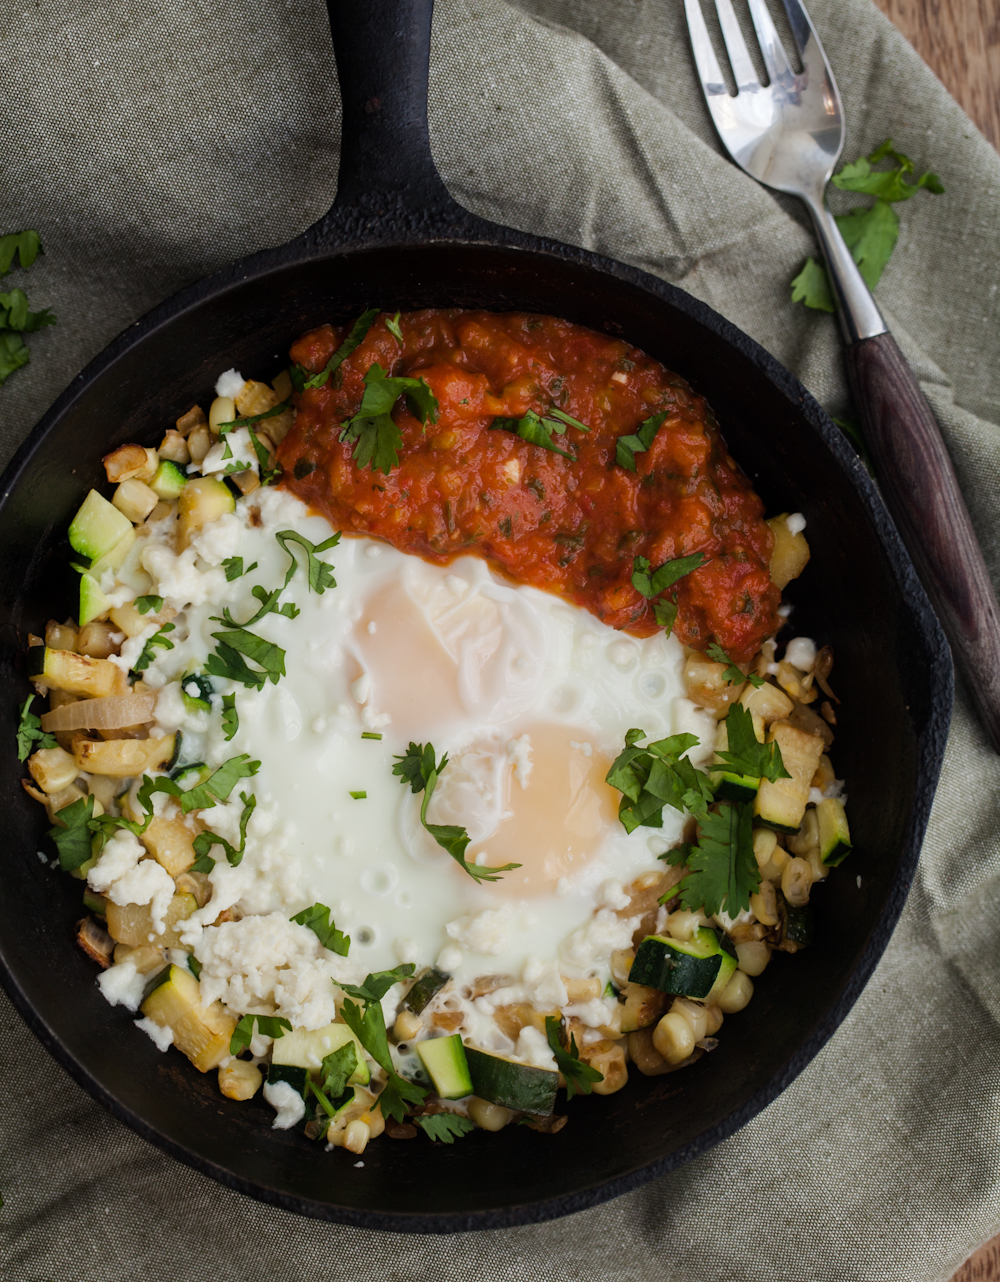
<box><xmin>97</xmin><ymin>960</ymin><xmax>146</xmax><ymax>1012</ymax></box>
<box><xmin>350</xmin><ymin>674</ymin><xmax>371</xmax><ymax>704</ymax></box>
<box><xmin>394</xmin><ymin>936</ymin><xmax>420</xmax><ymax>965</ymax></box>
<box><xmin>560</xmin><ymin>909</ymin><xmax>638</xmax><ymax>969</ymax></box>
<box><xmin>784</xmin><ymin>636</ymin><xmax>816</xmax><ymax>671</ymax></box>
<box><xmin>201</xmin><ymin>428</ymin><xmax>258</xmax><ymax>477</ymax></box>
<box><xmin>191</xmin><ymin>511</ymin><xmax>242</xmax><ymax>566</ymax></box>
<box><xmin>514</xmin><ymin>1025</ymin><xmax>557</xmax><ymax>1070</ymax></box>
<box><xmin>134</xmin><ymin>1016</ymin><xmax>174</xmax><ymax>1051</ymax></box>
<box><xmin>141</xmin><ymin>543</ymin><xmax>227</xmax><ymax>610</ymax></box>
<box><xmin>597</xmin><ymin>879</ymin><xmax>630</xmax><ymax>911</ymax></box>
<box><xmin>569</xmin><ymin>740</ymin><xmax>593</xmax><ymax>757</ymax></box>
<box><xmin>215</xmin><ymin>369</ymin><xmax>245</xmax><ymax>399</ymax></box>
<box><xmin>521</xmin><ymin>956</ymin><xmax>567</xmax><ymax>1007</ymax></box>
<box><xmin>437</xmin><ymin>945</ymin><xmax>463</xmax><ymax>973</ymax></box>
<box><xmin>565</xmin><ymin>997</ymin><xmax>617</xmax><ymax>1028</ymax></box>
<box><xmin>251</xmin><ymin>486</ymin><xmax>309</xmax><ymax>533</ymax></box>
<box><xmin>263</xmin><ymin>1079</ymin><xmax>306</xmax><ymax>1129</ymax></box>
<box><xmin>87</xmin><ymin>828</ymin><xmax>175</xmax><ymax>933</ymax></box>
<box><xmin>87</xmin><ymin>829</ymin><xmax>144</xmax><ymax>893</ymax></box>
<box><xmin>506</xmin><ymin>734</ymin><xmax>533</xmax><ymax>789</ymax></box>
<box><xmin>785</xmin><ymin>512</ymin><xmax>807</xmax><ymax>537</ymax></box>
<box><xmin>445</xmin><ymin>907</ymin><xmax>511</xmax><ymax>956</ymax></box>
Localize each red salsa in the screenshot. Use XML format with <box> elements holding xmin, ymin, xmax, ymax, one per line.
<box><xmin>278</xmin><ymin>310</ymin><xmax>780</xmax><ymax>662</ymax></box>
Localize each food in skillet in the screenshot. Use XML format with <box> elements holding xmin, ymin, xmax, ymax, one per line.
<box><xmin>17</xmin><ymin>310</ymin><xmax>850</xmax><ymax>1153</ymax></box>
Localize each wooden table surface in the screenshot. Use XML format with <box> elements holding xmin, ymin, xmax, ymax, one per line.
<box><xmin>867</xmin><ymin>5</ymin><xmax>998</xmax><ymax>1278</ymax></box>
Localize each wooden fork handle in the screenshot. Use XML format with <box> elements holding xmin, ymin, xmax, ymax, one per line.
<box><xmin>847</xmin><ymin>331</ymin><xmax>1000</xmax><ymax>748</ymax></box>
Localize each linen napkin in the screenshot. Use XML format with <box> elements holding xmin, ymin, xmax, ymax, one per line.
<box><xmin>1</xmin><ymin>1</ymin><xmax>999</xmax><ymax>1278</ymax></box>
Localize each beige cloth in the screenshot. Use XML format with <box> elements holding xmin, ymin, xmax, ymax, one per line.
<box><xmin>2</xmin><ymin>0</ymin><xmax>999</xmax><ymax>1277</ymax></box>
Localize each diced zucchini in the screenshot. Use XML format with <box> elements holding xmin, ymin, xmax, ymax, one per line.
<box><xmin>767</xmin><ymin>513</ymin><xmax>810</xmax><ymax>589</ymax></box>
<box><xmin>88</xmin><ymin>528</ymin><xmax>137</xmax><ymax>582</ymax></box>
<box><xmin>619</xmin><ymin>981</ymin><xmax>669</xmax><ymax>1033</ymax></box>
<box><xmin>141</xmin><ymin>963</ymin><xmax>235</xmax><ymax>1072</ymax></box>
<box><xmin>817</xmin><ymin>797</ymin><xmax>852</xmax><ymax>866</ymax></box>
<box><xmin>106</xmin><ymin>891</ymin><xmax>197</xmax><ymax>948</ymax></box>
<box><xmin>27</xmin><ymin>647</ymin><xmax>125</xmax><ymax>699</ymax></box>
<box><xmin>179</xmin><ymin>674</ymin><xmax>213</xmax><ymax>714</ymax></box>
<box><xmin>403</xmin><ymin>967</ymin><xmax>449</xmax><ymax>1014</ymax></box>
<box><xmin>150</xmin><ymin>459</ymin><xmax>187</xmax><ymax>501</ymax></box>
<box><xmin>68</xmin><ymin>489</ymin><xmax>133</xmax><ymax>561</ymax></box>
<box><xmin>171</xmin><ymin>761</ymin><xmax>212</xmax><ymax>790</ymax></box>
<box><xmin>416</xmin><ymin>1034</ymin><xmax>473</xmax><ymax>1100</ymax></box>
<box><xmin>72</xmin><ymin>733</ymin><xmax>176</xmax><ymax>778</ymax></box>
<box><xmin>628</xmin><ymin>929</ymin><xmax>727</xmax><ymax>1000</ymax></box>
<box><xmin>753</xmin><ymin>722</ymin><xmax>825</xmax><ymax>834</ymax></box>
<box><xmin>704</xmin><ymin>933</ymin><xmax>739</xmax><ymax>1004</ymax></box>
<box><xmin>709</xmin><ymin>720</ymin><xmax>760</xmax><ymax>804</ymax></box>
<box><xmin>178</xmin><ymin>476</ymin><xmax>235</xmax><ymax>549</ymax></box>
<box><xmin>83</xmin><ymin>887</ymin><xmax>107</xmax><ymax>917</ymax></box>
<box><xmin>79</xmin><ymin>573</ymin><xmax>111</xmax><ymax>626</ymax></box>
<box><xmin>140</xmin><ymin>815</ymin><xmax>197</xmax><ymax>877</ymax></box>
<box><xmin>271</xmin><ymin>1022</ymin><xmax>370</xmax><ymax>1086</ymax></box>
<box><xmin>267</xmin><ymin>1063</ymin><xmax>307</xmax><ymax>1095</ymax></box>
<box><xmin>465</xmin><ymin>1047</ymin><xmax>558</xmax><ymax>1115</ymax></box>
<box><xmin>779</xmin><ymin>894</ymin><xmax>815</xmax><ymax>947</ymax></box>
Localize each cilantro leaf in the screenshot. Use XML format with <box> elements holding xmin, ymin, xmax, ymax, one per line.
<box><xmin>221</xmin><ymin>693</ymin><xmax>239</xmax><ymax>741</ymax></box>
<box><xmin>180</xmin><ymin>754</ymin><xmax>259</xmax><ymax>814</ymax></box>
<box><xmin>706</xmin><ymin>642</ymin><xmax>764</xmax><ymax>689</ymax></box>
<box><xmin>16</xmin><ymin>694</ymin><xmax>56</xmax><ymax>760</ymax></box>
<box><xmin>229</xmin><ymin>1012</ymin><xmax>291</xmax><ymax>1056</ymax></box>
<box><xmin>715</xmin><ymin>703</ymin><xmax>790</xmax><ymax>784</ymax></box>
<box><xmin>0</xmin><ymin>230</ymin><xmax>42</xmax><ymax>275</ymax></box>
<box><xmin>615</xmin><ymin>411</ymin><xmax>667</xmax><ymax>471</ymax></box>
<box><xmin>489</xmin><ymin>409</ymin><xmax>576</xmax><ymax>460</ymax></box>
<box><xmin>340</xmin><ymin>363</ymin><xmax>438</xmax><ymax>474</ymax></box>
<box><xmin>207</xmin><ymin>628</ymin><xmax>285</xmax><ymax>687</ymax></box>
<box><xmin>339</xmin><ymin>964</ymin><xmax>415</xmax><ymax>1005</ymax></box>
<box><xmin>133</xmin><ymin>622</ymin><xmax>175</xmax><ymax>672</ymax></box>
<box><xmin>547</xmin><ymin>406</ymin><xmax>591</xmax><ymax>432</ymax></box>
<box><xmin>833</xmin><ymin>139</ymin><xmax>944</xmax><ymax>202</ymax></box>
<box><xmin>222</xmin><ymin>557</ymin><xmax>256</xmax><ymax>582</ymax></box>
<box><xmin>291</xmin><ymin>902</ymin><xmax>350</xmax><ymax>956</ymax></box>
<box><xmin>391</xmin><ymin>742</ymin><xmax>521</xmax><ymax>883</ymax></box>
<box><xmin>836</xmin><ymin>199</ymin><xmax>900</xmax><ymax>291</ymax></box>
<box><xmin>275</xmin><ymin>529</ymin><xmax>341</xmax><ymax>594</ymax></box>
<box><xmin>672</xmin><ymin>801</ymin><xmax>759</xmax><ymax>917</ymax></box>
<box><xmin>213</xmin><ymin>583</ymin><xmax>298</xmax><ymax>629</ymax></box>
<box><xmin>47</xmin><ymin>794</ymin><xmax>97</xmax><ymax>872</ymax></box>
<box><xmin>304</xmin><ymin>308</ymin><xmax>379</xmax><ymax>390</ymax></box>
<box><xmin>415</xmin><ymin>1113</ymin><xmax>477</xmax><ymax>1143</ymax></box>
<box><xmin>631</xmin><ymin>552</ymin><xmax>704</xmax><ymax>636</ymax></box>
<box><xmin>339</xmin><ymin>989</ymin><xmax>427</xmax><ymax>1123</ymax></box>
<box><xmin>544</xmin><ymin>1016</ymin><xmax>603</xmax><ymax>1099</ymax></box>
<box><xmin>318</xmin><ymin>1042</ymin><xmax>358</xmax><ymax>1100</ymax></box>
<box><xmin>190</xmin><ymin>790</ymin><xmax>256</xmax><ymax>869</ymax></box>
<box><xmin>386</xmin><ymin>311</ymin><xmax>403</xmax><ymax>342</ymax></box>
<box><xmin>134</xmin><ymin>595</ymin><xmax>163</xmax><ymax>614</ymax></box>
<box><xmin>247</xmin><ymin>425</ymin><xmax>282</xmax><ymax>485</ymax></box>
<box><xmin>378</xmin><ymin>1071</ymin><xmax>429</xmax><ymax>1125</ymax></box>
<box><xmin>652</xmin><ymin>598</ymin><xmax>678</xmax><ymax>633</ymax></box>
<box><xmin>0</xmin><ymin>331</ymin><xmax>30</xmax><ymax>384</ymax></box>
<box><xmin>790</xmin><ymin>258</ymin><xmax>835</xmax><ymax>313</ymax></box>
<box><xmin>605</xmin><ymin>729</ymin><xmax>712</xmax><ymax>834</ymax></box>
<box><xmin>0</xmin><ymin>288</ymin><xmax>55</xmax><ymax>333</ymax></box>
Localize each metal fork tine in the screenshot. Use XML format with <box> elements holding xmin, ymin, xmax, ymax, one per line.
<box><xmin>713</xmin><ymin>0</ymin><xmax>762</xmax><ymax>90</ymax></box>
<box><xmin>746</xmin><ymin>0</ymin><xmax>793</xmax><ymax>81</ymax></box>
<box><xmin>778</xmin><ymin>0</ymin><xmax>819</xmax><ymax>64</ymax></box>
<box><xmin>683</xmin><ymin>0</ymin><xmax>728</xmax><ymax>98</ymax></box>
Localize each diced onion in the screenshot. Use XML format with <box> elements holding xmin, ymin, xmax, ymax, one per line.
<box><xmin>40</xmin><ymin>693</ymin><xmax>156</xmax><ymax>733</ymax></box>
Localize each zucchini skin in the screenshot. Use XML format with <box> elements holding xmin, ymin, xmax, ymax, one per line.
<box><xmin>629</xmin><ymin>932</ymin><xmax>724</xmax><ymax>1000</ymax></box>
<box><xmin>404</xmin><ymin>967</ymin><xmax>449</xmax><ymax>1015</ymax></box>
<box><xmin>267</xmin><ymin>1063</ymin><xmax>308</xmax><ymax>1095</ymax></box>
<box><xmin>780</xmin><ymin>896</ymin><xmax>815</xmax><ymax>947</ymax></box>
<box><xmin>465</xmin><ymin>1047</ymin><xmax>558</xmax><ymax>1115</ymax></box>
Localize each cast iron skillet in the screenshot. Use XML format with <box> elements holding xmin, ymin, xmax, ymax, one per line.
<box><xmin>0</xmin><ymin>0</ymin><xmax>952</xmax><ymax>1232</ymax></box>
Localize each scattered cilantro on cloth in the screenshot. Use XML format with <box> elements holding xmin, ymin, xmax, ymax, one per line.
<box><xmin>0</xmin><ymin>229</ymin><xmax>55</xmax><ymax>386</ymax></box>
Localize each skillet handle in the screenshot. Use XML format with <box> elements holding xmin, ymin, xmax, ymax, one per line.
<box><xmin>324</xmin><ymin>0</ymin><xmax>455</xmax><ymax>218</ymax></box>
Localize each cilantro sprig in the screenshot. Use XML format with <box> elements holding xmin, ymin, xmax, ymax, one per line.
<box><xmin>338</xmin><ymin>965</ymin><xmax>428</xmax><ymax>1123</ymax></box>
<box><xmin>190</xmin><ymin>791</ymin><xmax>256</xmax><ymax>871</ymax></box>
<box><xmin>631</xmin><ymin>551</ymin><xmax>704</xmax><ymax>636</ymax></box>
<box><xmin>489</xmin><ymin>406</ymin><xmax>589</xmax><ymax>460</ymax></box>
<box><xmin>134</xmin><ymin>595</ymin><xmax>163</xmax><ymax>614</ymax></box>
<box><xmin>792</xmin><ymin>140</ymin><xmax>943</xmax><ymax>312</ymax></box>
<box><xmin>132</xmin><ymin>622</ymin><xmax>175</xmax><ymax>672</ymax></box>
<box><xmin>605</xmin><ymin>729</ymin><xmax>713</xmax><ymax>834</ymax></box>
<box><xmin>706</xmin><ymin>642</ymin><xmax>764</xmax><ymax>689</ymax></box>
<box><xmin>661</xmin><ymin>800</ymin><xmax>760</xmax><ymax>918</ymax></box>
<box><xmin>544</xmin><ymin>1016</ymin><xmax>603</xmax><ymax>1099</ymax></box>
<box><xmin>275</xmin><ymin>529</ymin><xmax>340</xmax><ymax>594</ymax></box>
<box><xmin>392</xmin><ymin>742</ymin><xmax>521</xmax><ymax>883</ymax></box>
<box><xmin>615</xmin><ymin>411</ymin><xmax>666</xmax><ymax>471</ymax></box>
<box><xmin>230</xmin><ymin>1012</ymin><xmax>291</xmax><ymax>1056</ymax></box>
<box><xmin>291</xmin><ymin>903</ymin><xmax>350</xmax><ymax>956</ymax></box>
<box><xmin>205</xmin><ymin>628</ymin><xmax>286</xmax><ymax>689</ymax></box>
<box><xmin>0</xmin><ymin>230</ymin><xmax>55</xmax><ymax>387</ymax></box>
<box><xmin>16</xmin><ymin>694</ymin><xmax>56</xmax><ymax>761</ymax></box>
<box><xmin>715</xmin><ymin>703</ymin><xmax>790</xmax><ymax>784</ymax></box>
<box><xmin>221</xmin><ymin>693</ymin><xmax>239</xmax><ymax>741</ymax></box>
<box><xmin>415</xmin><ymin>1113</ymin><xmax>477</xmax><ymax>1143</ymax></box>
<box><xmin>296</xmin><ymin>308</ymin><xmax>379</xmax><ymax>391</ymax></box>
<box><xmin>340</xmin><ymin>363</ymin><xmax>438</xmax><ymax>474</ymax></box>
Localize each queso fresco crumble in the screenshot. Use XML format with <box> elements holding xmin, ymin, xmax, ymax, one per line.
<box><xmin>18</xmin><ymin>310</ymin><xmax>851</xmax><ymax>1153</ymax></box>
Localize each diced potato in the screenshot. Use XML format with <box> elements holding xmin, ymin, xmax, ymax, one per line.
<box><xmin>684</xmin><ymin>650</ymin><xmax>744</xmax><ymax>716</ymax></box>
<box><xmin>113</xmin><ymin>478</ymin><xmax>159</xmax><ymax>524</ymax></box>
<box><xmin>235</xmin><ymin>379</ymin><xmax>278</xmax><ymax>418</ymax></box>
<box><xmin>739</xmin><ymin>680</ymin><xmax>794</xmax><ymax>725</ymax></box>
<box><xmin>218</xmin><ymin>1059</ymin><xmax>262</xmax><ymax>1101</ymax></box>
<box><xmin>754</xmin><ymin>721</ymin><xmax>825</xmax><ymax>832</ymax></box>
<box><xmin>76</xmin><ymin>620</ymin><xmax>120</xmax><ymax>659</ymax></box>
<box><xmin>113</xmin><ymin>942</ymin><xmax>167</xmax><ymax>974</ymax></box>
<box><xmin>27</xmin><ymin>647</ymin><xmax>126</xmax><ymax>699</ymax></box>
<box><xmin>272</xmin><ymin>370</ymin><xmax>292</xmax><ymax>401</ymax></box>
<box><xmin>141</xmin><ymin>963</ymin><xmax>235</xmax><ymax>1073</ymax></box>
<box><xmin>72</xmin><ymin>732</ymin><xmax>176</xmax><ymax>777</ymax></box>
<box><xmin>767</xmin><ymin>514</ymin><xmax>810</xmax><ymax>589</ymax></box>
<box><xmin>177</xmin><ymin>476</ymin><xmax>235</xmax><ymax>549</ymax></box>
<box><xmin>175</xmin><ymin>405</ymin><xmax>207</xmax><ymax>437</ymax></box>
<box><xmin>619</xmin><ymin>981</ymin><xmax>669</xmax><ymax>1032</ymax></box>
<box><xmin>105</xmin><ymin>891</ymin><xmax>197</xmax><ymax>948</ymax></box>
<box><xmin>141</xmin><ymin>815</ymin><xmax>197</xmax><ymax>877</ymax></box>
<box><xmin>28</xmin><ymin>745</ymin><xmax>79</xmax><ymax>794</ymax></box>
<box><xmin>158</xmin><ymin>429</ymin><xmax>191</xmax><ymax>464</ymax></box>
<box><xmin>103</xmin><ymin>444</ymin><xmax>158</xmax><ymax>484</ymax></box>
<box><xmin>228</xmin><ymin>471</ymin><xmax>259</xmax><ymax>496</ymax></box>
<box><xmin>109</xmin><ymin>600</ymin><xmax>175</xmax><ymax>639</ymax></box>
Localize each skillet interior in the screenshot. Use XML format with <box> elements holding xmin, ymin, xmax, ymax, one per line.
<box><xmin>0</xmin><ymin>0</ymin><xmax>951</xmax><ymax>1232</ymax></box>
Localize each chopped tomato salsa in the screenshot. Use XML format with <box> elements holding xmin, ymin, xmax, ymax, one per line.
<box><xmin>278</xmin><ymin>310</ymin><xmax>780</xmax><ymax>661</ymax></box>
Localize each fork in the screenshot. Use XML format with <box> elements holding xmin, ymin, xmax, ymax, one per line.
<box><xmin>685</xmin><ymin>0</ymin><xmax>1000</xmax><ymax>751</ymax></box>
